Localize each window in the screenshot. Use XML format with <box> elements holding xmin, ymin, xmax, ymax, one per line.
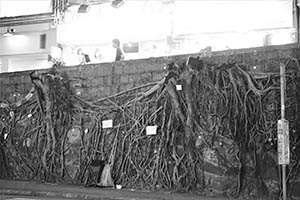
<box><xmin>173</xmin><ymin>0</ymin><xmax>293</xmax><ymax>34</ymax></box>
<box><xmin>59</xmin><ymin>0</ymin><xmax>296</xmax><ymax>62</ymax></box>
<box><xmin>171</xmin><ymin>0</ymin><xmax>296</xmax><ymax>51</ymax></box>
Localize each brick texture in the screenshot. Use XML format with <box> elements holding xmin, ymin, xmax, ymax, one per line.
<box><xmin>1</xmin><ymin>43</ymin><xmax>300</xmax><ymax>103</ymax></box>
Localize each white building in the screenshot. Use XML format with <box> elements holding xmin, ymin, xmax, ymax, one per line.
<box><xmin>0</xmin><ymin>0</ymin><xmax>297</xmax><ymax>73</ymax></box>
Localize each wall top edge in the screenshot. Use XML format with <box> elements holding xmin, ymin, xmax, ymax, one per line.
<box><xmin>0</xmin><ymin>43</ymin><xmax>299</xmax><ymax>78</ymax></box>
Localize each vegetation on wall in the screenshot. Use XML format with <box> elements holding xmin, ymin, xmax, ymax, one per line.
<box><xmin>0</xmin><ymin>57</ymin><xmax>300</xmax><ymax>199</ymax></box>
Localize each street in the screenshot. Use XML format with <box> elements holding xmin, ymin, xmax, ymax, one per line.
<box><xmin>0</xmin><ymin>195</ymin><xmax>68</xmax><ymax>200</ymax></box>
<box><xmin>0</xmin><ymin>179</ymin><xmax>230</xmax><ymax>200</ymax></box>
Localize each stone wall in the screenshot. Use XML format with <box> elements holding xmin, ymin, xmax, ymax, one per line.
<box><xmin>1</xmin><ymin>43</ymin><xmax>300</xmax><ymax>103</ymax></box>
<box><xmin>1</xmin><ymin>43</ymin><xmax>300</xmax><ymax>197</ymax></box>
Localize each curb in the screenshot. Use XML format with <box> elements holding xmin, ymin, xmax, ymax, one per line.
<box><xmin>0</xmin><ymin>189</ymin><xmax>165</xmax><ymax>200</ymax></box>
<box><xmin>0</xmin><ymin>189</ymin><xmax>119</xmax><ymax>200</ymax></box>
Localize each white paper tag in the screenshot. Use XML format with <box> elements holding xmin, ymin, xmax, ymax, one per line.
<box><xmin>102</xmin><ymin>119</ymin><xmax>113</xmax><ymax>129</ymax></box>
<box><xmin>4</xmin><ymin>133</ymin><xmax>8</xmax><ymax>139</ymax></box>
<box><xmin>146</xmin><ymin>126</ymin><xmax>157</xmax><ymax>135</ymax></box>
<box><xmin>176</xmin><ymin>85</ymin><xmax>182</xmax><ymax>91</ymax></box>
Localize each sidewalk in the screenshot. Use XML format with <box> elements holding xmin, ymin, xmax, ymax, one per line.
<box><xmin>0</xmin><ymin>179</ymin><xmax>229</xmax><ymax>200</ymax></box>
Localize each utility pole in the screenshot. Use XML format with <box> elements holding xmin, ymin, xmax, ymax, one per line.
<box><xmin>278</xmin><ymin>62</ymin><xmax>290</xmax><ymax>200</ymax></box>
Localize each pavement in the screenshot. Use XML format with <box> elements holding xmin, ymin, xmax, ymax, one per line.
<box><xmin>0</xmin><ymin>179</ymin><xmax>230</xmax><ymax>200</ymax></box>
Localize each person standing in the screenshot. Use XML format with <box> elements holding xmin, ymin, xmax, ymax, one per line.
<box><xmin>93</xmin><ymin>48</ymin><xmax>103</xmax><ymax>63</ymax></box>
<box><xmin>77</xmin><ymin>48</ymin><xmax>91</xmax><ymax>64</ymax></box>
<box><xmin>112</xmin><ymin>39</ymin><xmax>124</xmax><ymax>61</ymax></box>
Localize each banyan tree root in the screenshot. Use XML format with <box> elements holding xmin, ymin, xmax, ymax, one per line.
<box><xmin>0</xmin><ymin>58</ymin><xmax>300</xmax><ymax>198</ymax></box>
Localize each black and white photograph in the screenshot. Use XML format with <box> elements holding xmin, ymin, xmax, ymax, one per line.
<box><xmin>0</xmin><ymin>0</ymin><xmax>300</xmax><ymax>200</ymax></box>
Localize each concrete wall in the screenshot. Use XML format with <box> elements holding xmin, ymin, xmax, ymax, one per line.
<box><xmin>1</xmin><ymin>43</ymin><xmax>300</xmax><ymax>103</ymax></box>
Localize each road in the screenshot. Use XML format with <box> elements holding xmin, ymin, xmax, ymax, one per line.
<box><xmin>0</xmin><ymin>195</ymin><xmax>68</xmax><ymax>200</ymax></box>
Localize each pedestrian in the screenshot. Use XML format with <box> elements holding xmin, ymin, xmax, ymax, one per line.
<box><xmin>93</xmin><ymin>48</ymin><xmax>103</xmax><ymax>63</ymax></box>
<box><xmin>77</xmin><ymin>48</ymin><xmax>91</xmax><ymax>64</ymax></box>
<box><xmin>112</xmin><ymin>39</ymin><xmax>124</xmax><ymax>61</ymax></box>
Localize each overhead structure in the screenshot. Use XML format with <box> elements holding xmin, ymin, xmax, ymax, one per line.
<box><xmin>68</xmin><ymin>0</ymin><xmax>112</xmax><ymax>5</ymax></box>
<box><xmin>77</xmin><ymin>4</ymin><xmax>91</xmax><ymax>13</ymax></box>
<box><xmin>111</xmin><ymin>0</ymin><xmax>124</xmax><ymax>8</ymax></box>
<box><xmin>68</xmin><ymin>0</ymin><xmax>124</xmax><ymax>11</ymax></box>
<box><xmin>0</xmin><ymin>0</ymin><xmax>67</xmax><ymax>27</ymax></box>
